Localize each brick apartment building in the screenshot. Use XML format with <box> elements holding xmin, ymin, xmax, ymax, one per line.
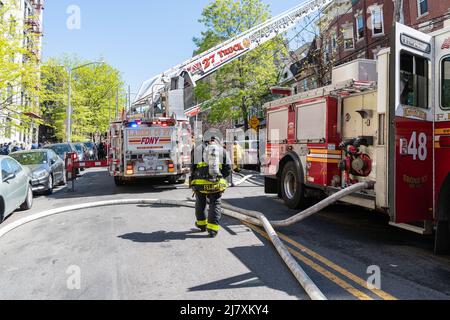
<box><xmin>288</xmin><ymin>0</ymin><xmax>450</xmax><ymax>93</ymax></box>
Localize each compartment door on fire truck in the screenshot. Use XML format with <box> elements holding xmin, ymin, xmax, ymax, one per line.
<box><xmin>390</xmin><ymin>23</ymin><xmax>434</xmax><ymax>224</ymax></box>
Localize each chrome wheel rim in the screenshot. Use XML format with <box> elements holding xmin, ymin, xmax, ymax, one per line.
<box><xmin>284</xmin><ymin>171</ymin><xmax>297</xmax><ymax>200</ymax></box>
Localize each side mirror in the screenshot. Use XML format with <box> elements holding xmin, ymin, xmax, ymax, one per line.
<box><xmin>3</xmin><ymin>172</ymin><xmax>16</xmax><ymax>183</ymax></box>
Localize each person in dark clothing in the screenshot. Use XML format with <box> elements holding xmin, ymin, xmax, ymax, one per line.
<box><xmin>97</xmin><ymin>142</ymin><xmax>106</xmax><ymax>160</ymax></box>
<box><xmin>190</xmin><ymin>136</ymin><xmax>231</xmax><ymax>238</ymax></box>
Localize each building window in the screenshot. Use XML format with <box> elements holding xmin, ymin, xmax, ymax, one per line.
<box><xmin>342</xmin><ymin>26</ymin><xmax>354</xmax><ymax>50</ymax></box>
<box><xmin>332</xmin><ymin>32</ymin><xmax>337</xmax><ymax>50</ymax></box>
<box><xmin>323</xmin><ymin>39</ymin><xmax>331</xmax><ymax>63</ymax></box>
<box><xmin>418</xmin><ymin>0</ymin><xmax>428</xmax><ymax>17</ymax></box>
<box><xmin>442</xmin><ymin>57</ymin><xmax>450</xmax><ymax>109</ymax></box>
<box><xmin>371</xmin><ymin>7</ymin><xmax>384</xmax><ymax>35</ymax></box>
<box><xmin>400</xmin><ymin>52</ymin><xmax>429</xmax><ymax>109</ymax></box>
<box><xmin>356</xmin><ymin>15</ymin><xmax>364</xmax><ymax>40</ymax></box>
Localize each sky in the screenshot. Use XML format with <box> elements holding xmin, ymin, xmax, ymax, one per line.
<box><xmin>42</xmin><ymin>0</ymin><xmax>305</xmax><ymax>96</ymax></box>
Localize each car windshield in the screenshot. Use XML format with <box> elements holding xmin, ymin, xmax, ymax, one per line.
<box><xmin>11</xmin><ymin>152</ymin><xmax>48</xmax><ymax>165</ymax></box>
<box><xmin>47</xmin><ymin>145</ymin><xmax>72</xmax><ymax>156</ymax></box>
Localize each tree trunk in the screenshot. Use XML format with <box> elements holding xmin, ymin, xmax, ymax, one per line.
<box><xmin>241</xmin><ymin>100</ymin><xmax>249</xmax><ymax>132</ymax></box>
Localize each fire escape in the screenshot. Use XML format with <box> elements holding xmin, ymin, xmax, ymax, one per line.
<box><xmin>24</xmin><ymin>0</ymin><xmax>44</xmax><ymax>57</ymax></box>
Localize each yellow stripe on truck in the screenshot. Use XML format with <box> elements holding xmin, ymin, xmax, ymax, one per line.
<box><xmin>307</xmin><ymin>157</ymin><xmax>340</xmax><ymax>164</ymax></box>
<box><xmin>435</xmin><ymin>128</ymin><xmax>450</xmax><ymax>135</ymax></box>
<box><xmin>310</xmin><ymin>149</ymin><xmax>342</xmax><ymax>155</ymax></box>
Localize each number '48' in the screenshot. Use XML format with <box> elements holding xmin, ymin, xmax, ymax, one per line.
<box><xmin>408</xmin><ymin>131</ymin><xmax>428</xmax><ymax>161</ymax></box>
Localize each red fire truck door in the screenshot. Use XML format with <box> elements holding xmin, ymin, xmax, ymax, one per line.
<box><xmin>390</xmin><ymin>23</ymin><xmax>435</xmax><ymax>224</ymax></box>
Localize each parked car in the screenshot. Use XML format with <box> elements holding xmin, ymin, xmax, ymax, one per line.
<box><xmin>10</xmin><ymin>150</ymin><xmax>66</xmax><ymax>195</ymax></box>
<box><xmin>83</xmin><ymin>142</ymin><xmax>97</xmax><ymax>160</ymax></box>
<box><xmin>44</xmin><ymin>143</ymin><xmax>80</xmax><ymax>174</ymax></box>
<box><xmin>44</xmin><ymin>143</ymin><xmax>78</xmax><ymax>161</ymax></box>
<box><xmin>74</xmin><ymin>143</ymin><xmax>90</xmax><ymax>162</ymax></box>
<box><xmin>0</xmin><ymin>156</ymin><xmax>33</xmax><ymax>222</ymax></box>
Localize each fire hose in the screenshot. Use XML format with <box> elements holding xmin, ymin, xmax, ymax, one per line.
<box><xmin>0</xmin><ymin>181</ymin><xmax>374</xmax><ymax>300</ymax></box>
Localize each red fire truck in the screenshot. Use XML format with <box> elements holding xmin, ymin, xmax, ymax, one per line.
<box><xmin>108</xmin><ymin>114</ymin><xmax>191</xmax><ymax>186</ymax></box>
<box><xmin>263</xmin><ymin>23</ymin><xmax>450</xmax><ymax>253</ymax></box>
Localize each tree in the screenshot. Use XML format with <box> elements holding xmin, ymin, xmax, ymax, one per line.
<box><xmin>41</xmin><ymin>56</ymin><xmax>126</xmax><ymax>142</ymax></box>
<box><xmin>193</xmin><ymin>0</ymin><xmax>287</xmax><ymax>130</ymax></box>
<box><xmin>0</xmin><ymin>0</ymin><xmax>41</xmax><ymax>137</ymax></box>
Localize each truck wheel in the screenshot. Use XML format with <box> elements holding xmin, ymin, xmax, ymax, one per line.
<box><xmin>280</xmin><ymin>162</ymin><xmax>305</xmax><ymax>209</ymax></box>
<box><xmin>168</xmin><ymin>176</ymin><xmax>179</xmax><ymax>185</ymax></box>
<box><xmin>114</xmin><ymin>177</ymin><xmax>125</xmax><ymax>186</ymax></box>
<box><xmin>435</xmin><ymin>177</ymin><xmax>450</xmax><ymax>254</ymax></box>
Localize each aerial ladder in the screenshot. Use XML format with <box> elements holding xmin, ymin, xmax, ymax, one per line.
<box><xmin>133</xmin><ymin>0</ymin><xmax>333</xmax><ymax>112</ymax></box>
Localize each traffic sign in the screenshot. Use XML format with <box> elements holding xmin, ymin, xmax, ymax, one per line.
<box><xmin>249</xmin><ymin>116</ymin><xmax>260</xmax><ymax>130</ymax></box>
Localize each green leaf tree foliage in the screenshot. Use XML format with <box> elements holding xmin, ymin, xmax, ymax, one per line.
<box><xmin>193</xmin><ymin>0</ymin><xmax>287</xmax><ymax>130</ymax></box>
<box><xmin>41</xmin><ymin>56</ymin><xmax>126</xmax><ymax>142</ymax></box>
<box><xmin>0</xmin><ymin>0</ymin><xmax>41</xmax><ymax>137</ymax></box>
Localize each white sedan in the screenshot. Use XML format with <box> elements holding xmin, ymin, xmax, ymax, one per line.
<box><xmin>0</xmin><ymin>155</ymin><xmax>33</xmax><ymax>223</ymax></box>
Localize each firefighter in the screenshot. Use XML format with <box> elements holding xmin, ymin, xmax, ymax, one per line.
<box><xmin>191</xmin><ymin>136</ymin><xmax>231</xmax><ymax>238</ymax></box>
<box><xmin>232</xmin><ymin>139</ymin><xmax>244</xmax><ymax>172</ymax></box>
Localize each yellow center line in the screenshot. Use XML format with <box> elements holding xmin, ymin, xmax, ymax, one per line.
<box><xmin>275</xmin><ymin>230</ymin><xmax>398</xmax><ymax>301</ymax></box>
<box><xmin>245</xmin><ymin>223</ymin><xmax>373</xmax><ymax>300</ymax></box>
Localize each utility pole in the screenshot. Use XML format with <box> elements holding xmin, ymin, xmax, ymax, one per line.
<box><xmin>67</xmin><ymin>69</ymin><xmax>72</xmax><ymax>142</ymax></box>
<box><xmin>128</xmin><ymin>85</ymin><xmax>131</xmax><ymax>113</ymax></box>
<box><xmin>116</xmin><ymin>86</ymin><xmax>119</xmax><ymax>120</ymax></box>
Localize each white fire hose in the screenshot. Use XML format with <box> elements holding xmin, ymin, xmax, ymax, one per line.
<box><xmin>0</xmin><ymin>181</ymin><xmax>374</xmax><ymax>301</ymax></box>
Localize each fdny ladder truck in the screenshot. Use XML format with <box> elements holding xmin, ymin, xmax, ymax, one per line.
<box><xmin>120</xmin><ymin>0</ymin><xmax>334</xmax><ymax>184</ymax></box>
<box><xmin>263</xmin><ymin>23</ymin><xmax>450</xmax><ymax>253</ymax></box>
<box><xmin>108</xmin><ymin>114</ymin><xmax>192</xmax><ymax>186</ymax></box>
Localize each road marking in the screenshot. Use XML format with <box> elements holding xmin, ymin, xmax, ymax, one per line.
<box><xmin>245</xmin><ymin>223</ymin><xmax>398</xmax><ymax>301</ymax></box>
<box><xmin>275</xmin><ymin>230</ymin><xmax>398</xmax><ymax>301</ymax></box>
<box><xmin>245</xmin><ymin>223</ymin><xmax>373</xmax><ymax>300</ymax></box>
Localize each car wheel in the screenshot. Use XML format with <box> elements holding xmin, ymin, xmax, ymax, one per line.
<box><xmin>280</xmin><ymin>162</ymin><xmax>305</xmax><ymax>209</ymax></box>
<box><xmin>45</xmin><ymin>175</ymin><xmax>54</xmax><ymax>196</ymax></box>
<box><xmin>59</xmin><ymin>172</ymin><xmax>67</xmax><ymax>186</ymax></box>
<box><xmin>20</xmin><ymin>185</ymin><xmax>33</xmax><ymax>211</ymax></box>
<box><xmin>0</xmin><ymin>199</ymin><xmax>4</xmax><ymax>223</ymax></box>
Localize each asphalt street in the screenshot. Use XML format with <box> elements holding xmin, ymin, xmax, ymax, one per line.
<box><xmin>0</xmin><ymin>168</ymin><xmax>449</xmax><ymax>300</ymax></box>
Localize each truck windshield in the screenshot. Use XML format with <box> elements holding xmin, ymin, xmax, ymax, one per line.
<box><xmin>442</xmin><ymin>57</ymin><xmax>450</xmax><ymax>110</ymax></box>
<box><xmin>400</xmin><ymin>52</ymin><xmax>429</xmax><ymax>109</ymax></box>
